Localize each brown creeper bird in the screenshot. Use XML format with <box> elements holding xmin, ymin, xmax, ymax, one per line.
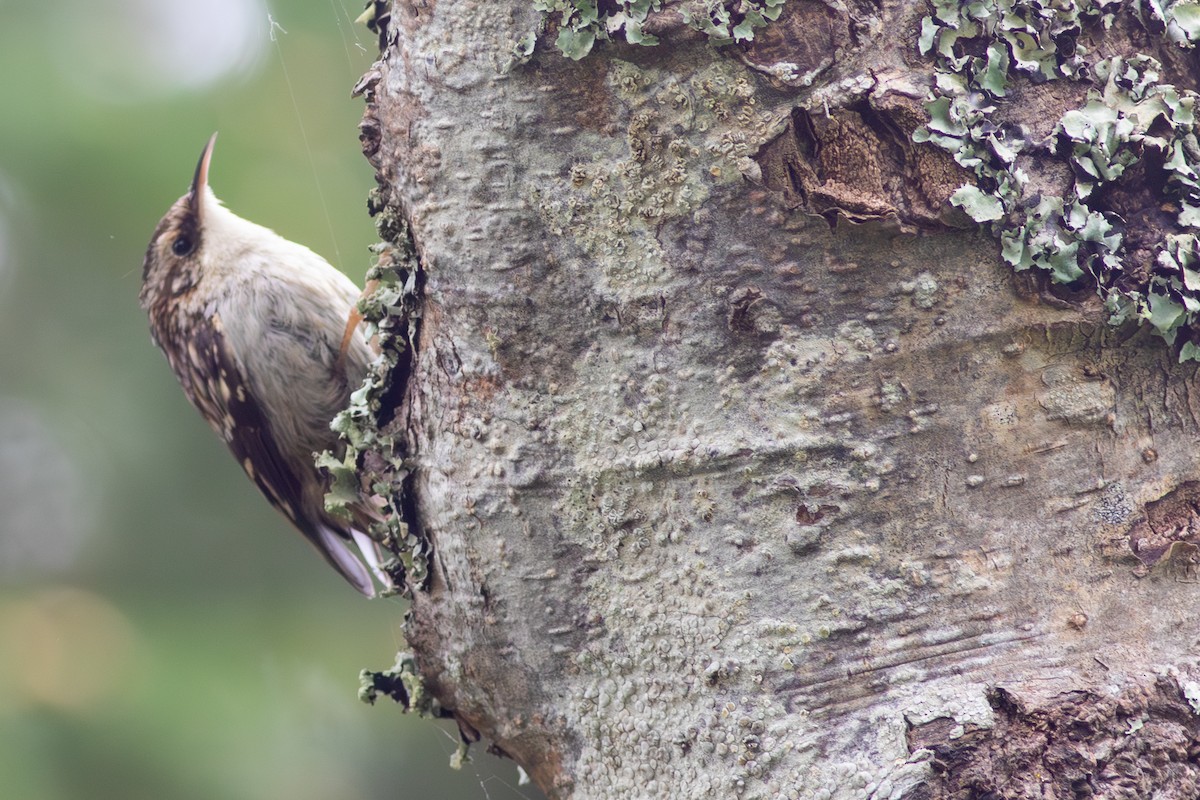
<box><xmin>140</xmin><ymin>134</ymin><xmax>389</xmax><ymax>596</ymax></box>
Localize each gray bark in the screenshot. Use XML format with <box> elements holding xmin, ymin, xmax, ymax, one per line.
<box><xmin>355</xmin><ymin>1</ymin><xmax>1200</xmax><ymax>797</ymax></box>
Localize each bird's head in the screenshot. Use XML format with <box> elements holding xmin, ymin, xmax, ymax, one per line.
<box><xmin>140</xmin><ymin>133</ymin><xmax>220</xmax><ymax>311</ymax></box>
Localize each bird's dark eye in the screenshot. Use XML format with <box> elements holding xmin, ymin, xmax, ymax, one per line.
<box><xmin>172</xmin><ymin>235</ymin><xmax>194</xmax><ymax>256</ymax></box>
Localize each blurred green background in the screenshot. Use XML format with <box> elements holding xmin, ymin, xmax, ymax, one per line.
<box><xmin>0</xmin><ymin>2</ymin><xmax>534</xmax><ymax>798</ymax></box>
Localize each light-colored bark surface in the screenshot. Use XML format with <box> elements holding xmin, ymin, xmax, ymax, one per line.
<box><xmin>359</xmin><ymin>1</ymin><xmax>1200</xmax><ymax>796</ymax></box>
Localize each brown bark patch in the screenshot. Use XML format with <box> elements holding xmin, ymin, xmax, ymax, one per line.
<box><xmin>405</xmin><ymin>594</ymin><xmax>576</xmax><ymax>798</ymax></box>
<box><xmin>754</xmin><ymin>95</ymin><xmax>967</xmax><ymax>228</ymax></box>
<box><xmin>795</xmin><ymin>503</ymin><xmax>839</xmax><ymax>525</ymax></box>
<box><xmin>537</xmin><ymin>56</ymin><xmax>615</xmax><ymax>134</ymax></box>
<box><xmin>1092</xmin><ymin>158</ymin><xmax>1176</xmax><ymax>288</ymax></box>
<box><xmin>1124</xmin><ymin>481</ymin><xmax>1200</xmax><ymax>570</ymax></box>
<box><xmin>738</xmin><ymin>0</ymin><xmax>849</xmax><ymax>86</ymax></box>
<box><xmin>727</xmin><ymin>286</ymin><xmax>782</xmax><ymax>338</ymax></box>
<box><xmin>907</xmin><ymin>678</ymin><xmax>1200</xmax><ymax>800</ymax></box>
<box><xmin>393</xmin><ymin>0</ymin><xmax>436</xmax><ymax>34</ymax></box>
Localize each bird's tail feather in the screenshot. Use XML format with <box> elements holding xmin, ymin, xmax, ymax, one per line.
<box><xmin>312</xmin><ymin>524</ymin><xmax>377</xmax><ymax>597</ymax></box>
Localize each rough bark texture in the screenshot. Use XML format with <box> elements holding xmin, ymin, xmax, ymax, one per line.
<box><xmin>356</xmin><ymin>1</ymin><xmax>1200</xmax><ymax>797</ymax></box>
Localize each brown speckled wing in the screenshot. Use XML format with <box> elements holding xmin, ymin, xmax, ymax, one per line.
<box><xmin>163</xmin><ymin>312</ymin><xmax>372</xmax><ymax>594</ymax></box>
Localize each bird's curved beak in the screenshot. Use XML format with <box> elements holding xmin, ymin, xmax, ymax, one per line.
<box><xmin>188</xmin><ymin>132</ymin><xmax>218</xmax><ymax>222</ymax></box>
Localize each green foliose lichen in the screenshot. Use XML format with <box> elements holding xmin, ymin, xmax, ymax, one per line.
<box><xmin>319</xmin><ymin>191</ymin><xmax>427</xmax><ymax>592</ymax></box>
<box><xmin>917</xmin><ymin>0</ymin><xmax>1200</xmax><ymax>358</ymax></box>
<box><xmin>359</xmin><ymin>651</ymin><xmax>433</xmax><ymax>713</ymax></box>
<box><xmin>532</xmin><ymin>0</ymin><xmax>785</xmax><ymax>60</ymax></box>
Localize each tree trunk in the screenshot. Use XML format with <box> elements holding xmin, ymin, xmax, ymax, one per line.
<box><xmin>349</xmin><ymin>1</ymin><xmax>1200</xmax><ymax>797</ymax></box>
